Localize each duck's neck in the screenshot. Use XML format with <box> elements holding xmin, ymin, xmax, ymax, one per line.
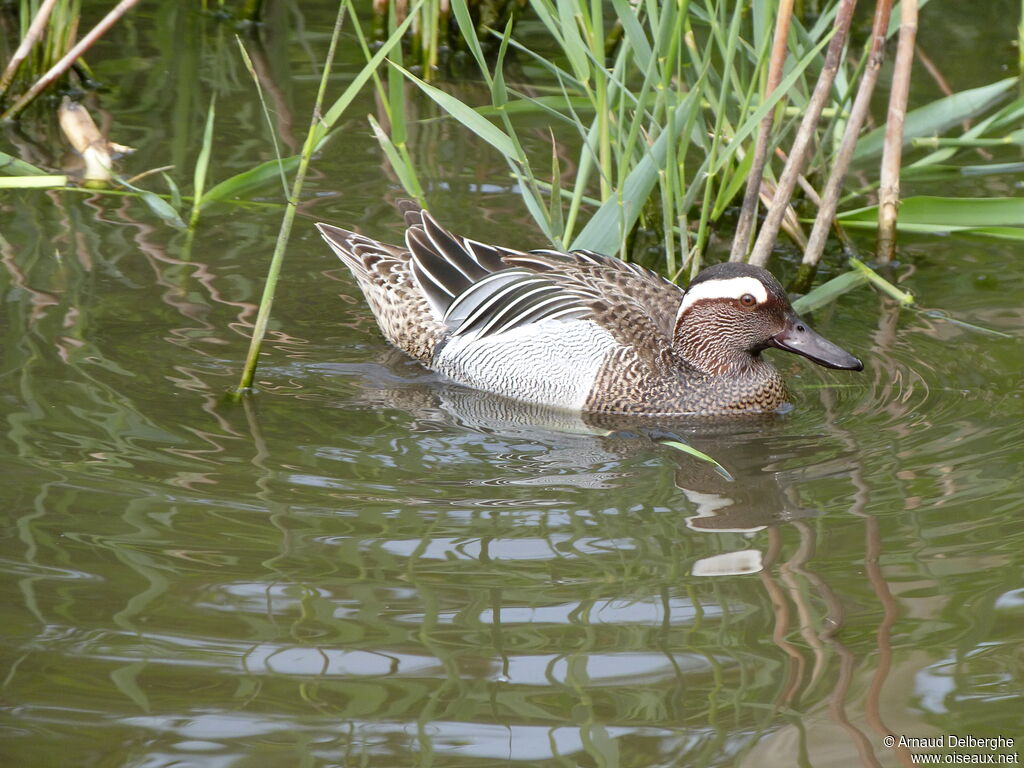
<box><xmin>675</xmin><ymin>333</ymin><xmax>763</xmax><ymax>377</ymax></box>
<box><xmin>668</xmin><ymin>332</ymin><xmax>787</xmax><ymax>413</ymax></box>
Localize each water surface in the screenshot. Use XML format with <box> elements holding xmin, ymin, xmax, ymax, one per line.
<box><xmin>2</xmin><ymin>2</ymin><xmax>1023</xmax><ymax>766</ymax></box>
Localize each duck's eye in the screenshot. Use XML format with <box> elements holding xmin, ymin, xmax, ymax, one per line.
<box><xmin>739</xmin><ymin>293</ymin><xmax>757</xmax><ymax>307</ymax></box>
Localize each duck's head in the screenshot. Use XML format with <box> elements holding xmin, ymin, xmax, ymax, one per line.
<box><xmin>673</xmin><ymin>262</ymin><xmax>863</xmax><ymax>375</ymax></box>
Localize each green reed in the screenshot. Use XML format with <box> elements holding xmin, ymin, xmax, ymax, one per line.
<box><xmin>232</xmin><ymin>1</ymin><xmax>423</xmax><ymax>394</ymax></box>
<box><xmin>385</xmin><ymin>0</ymin><xmax>838</xmax><ymax>269</ymax></box>
<box><xmin>232</xmin><ymin>2</ymin><xmax>350</xmax><ymax>394</ymax></box>
<box><xmin>375</xmin><ymin>0</ymin><xmax>1024</xmax><ymax>279</ymax></box>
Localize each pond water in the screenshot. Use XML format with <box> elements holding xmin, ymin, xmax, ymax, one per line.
<box><xmin>2</xmin><ymin>2</ymin><xmax>1023</xmax><ymax>767</ymax></box>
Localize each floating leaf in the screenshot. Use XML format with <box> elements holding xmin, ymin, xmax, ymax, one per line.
<box><xmin>659</xmin><ymin>439</ymin><xmax>733</xmax><ymax>480</ymax></box>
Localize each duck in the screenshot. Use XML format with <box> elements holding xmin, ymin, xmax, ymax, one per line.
<box><xmin>316</xmin><ymin>201</ymin><xmax>862</xmax><ymax>417</ymax></box>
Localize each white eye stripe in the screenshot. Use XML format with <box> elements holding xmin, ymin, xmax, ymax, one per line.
<box><xmin>677</xmin><ymin>276</ymin><xmax>769</xmax><ymax>316</ymax></box>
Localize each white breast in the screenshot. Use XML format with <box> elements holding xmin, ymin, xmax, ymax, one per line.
<box><xmin>432</xmin><ymin>319</ymin><xmax>619</xmax><ymax>410</ymax></box>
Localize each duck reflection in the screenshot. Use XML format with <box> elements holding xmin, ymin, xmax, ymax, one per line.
<box><xmin>350</xmin><ymin>365</ymin><xmax>830</xmax><ymax>559</ymax></box>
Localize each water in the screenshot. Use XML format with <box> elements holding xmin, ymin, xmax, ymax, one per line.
<box><xmin>2</xmin><ymin>3</ymin><xmax>1023</xmax><ymax>766</ymax></box>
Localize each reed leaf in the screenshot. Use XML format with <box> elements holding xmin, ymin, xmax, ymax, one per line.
<box><xmin>849</xmin><ymin>258</ymin><xmax>915</xmax><ymax>305</ymax></box>
<box><xmin>0</xmin><ymin>174</ymin><xmax>67</xmax><ymax>188</ymax></box>
<box><xmin>1</xmin><ymin>150</ymin><xmax>49</xmax><ymax>176</ymax></box>
<box><xmin>791</xmin><ymin>270</ymin><xmax>868</xmax><ymax>314</ymax></box>
<box><xmin>315</xmin><ymin>1</ymin><xmax>421</xmax><ymax>141</ymax></box>
<box><xmin>390</xmin><ymin>62</ymin><xmax>518</xmax><ymax>159</ymax></box>
<box><xmin>837</xmin><ymin>196</ymin><xmax>1024</xmax><ymax>240</ymax></box>
<box><xmin>853</xmin><ymin>77</ymin><xmax>1018</xmax><ymax>161</ymax></box>
<box><xmin>570</xmin><ymin>89</ymin><xmax>702</xmax><ymax>254</ymax></box>
<box><xmin>188</xmin><ymin>95</ymin><xmax>216</xmax><ymax>230</ymax></box>
<box><xmin>117</xmin><ymin>176</ymin><xmax>186</xmax><ymax>230</ymax></box>
<box><xmin>163</xmin><ymin>172</ymin><xmax>182</xmax><ymax>211</ymax></box>
<box><xmin>368</xmin><ymin>114</ymin><xmax>424</xmax><ymax>202</ymax></box>
<box><xmin>236</xmin><ymin>36</ymin><xmax>289</xmax><ymax>198</ymax></box>
<box><xmin>200</xmin><ymin>156</ymin><xmax>299</xmax><ymax>207</ymax></box>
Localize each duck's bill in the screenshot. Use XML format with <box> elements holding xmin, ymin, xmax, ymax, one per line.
<box><xmin>771</xmin><ymin>314</ymin><xmax>864</xmax><ymax>371</ymax></box>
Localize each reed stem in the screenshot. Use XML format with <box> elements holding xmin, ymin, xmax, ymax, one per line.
<box><xmin>1</xmin><ymin>0</ymin><xmax>141</xmax><ymax>121</ymax></box>
<box><xmin>728</xmin><ymin>0</ymin><xmax>794</xmax><ymax>263</ymax></box>
<box><xmin>876</xmin><ymin>0</ymin><xmax>918</xmax><ymax>262</ymax></box>
<box><xmin>0</xmin><ymin>0</ymin><xmax>59</xmax><ymax>98</ymax></box>
<box><xmin>234</xmin><ymin>2</ymin><xmax>349</xmax><ymax>396</ymax></box>
<box><xmin>747</xmin><ymin>0</ymin><xmax>858</xmax><ymax>267</ymax></box>
<box><xmin>802</xmin><ymin>0</ymin><xmax>893</xmax><ymax>269</ymax></box>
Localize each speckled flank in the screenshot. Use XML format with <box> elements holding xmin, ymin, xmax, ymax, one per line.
<box><xmin>584</xmin><ymin>347</ymin><xmax>788</xmax><ymax>416</ymax></box>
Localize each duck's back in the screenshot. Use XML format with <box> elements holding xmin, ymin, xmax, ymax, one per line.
<box><xmin>317</xmin><ymin>203</ymin><xmax>698</xmax><ymax>411</ymax></box>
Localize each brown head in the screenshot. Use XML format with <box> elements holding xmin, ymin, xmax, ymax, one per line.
<box><xmin>673</xmin><ymin>262</ymin><xmax>863</xmax><ymax>376</ymax></box>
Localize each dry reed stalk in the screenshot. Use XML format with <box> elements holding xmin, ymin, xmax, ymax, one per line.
<box><xmin>802</xmin><ymin>0</ymin><xmax>894</xmax><ymax>268</ymax></box>
<box><xmin>748</xmin><ymin>0</ymin><xmax>859</xmax><ymax>268</ymax></box>
<box><xmin>728</xmin><ymin>0</ymin><xmax>795</xmax><ymax>262</ymax></box>
<box><xmin>758</xmin><ymin>178</ymin><xmax>808</xmax><ymax>250</ymax></box>
<box><xmin>774</xmin><ymin>146</ymin><xmax>822</xmax><ymax>206</ymax></box>
<box><xmin>1</xmin><ymin>0</ymin><xmax>141</xmax><ymax>121</ymax></box>
<box><xmin>0</xmin><ymin>0</ymin><xmax>60</xmax><ymax>96</ymax></box>
<box><xmin>876</xmin><ymin>0</ymin><xmax>918</xmax><ymax>262</ymax></box>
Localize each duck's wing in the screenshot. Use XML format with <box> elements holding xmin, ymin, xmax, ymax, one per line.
<box><xmin>503</xmin><ymin>248</ymin><xmax>684</xmax><ymax>339</ymax></box>
<box><xmin>400</xmin><ymin>203</ymin><xmax>530</xmax><ymax>317</ymax></box>
<box><xmin>437</xmin><ymin>257</ymin><xmax>678</xmax><ymax>373</ymax></box>
<box><xmin>442</xmin><ymin>269</ymin><xmax>595</xmax><ymax>340</ymax></box>
<box><xmin>495</xmin><ymin>248</ymin><xmax>683</xmax><ymax>368</ymax></box>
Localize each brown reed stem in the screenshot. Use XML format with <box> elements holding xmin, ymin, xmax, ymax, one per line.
<box><xmin>876</xmin><ymin>0</ymin><xmax>918</xmax><ymax>262</ymax></box>
<box><xmin>802</xmin><ymin>0</ymin><xmax>894</xmax><ymax>269</ymax></box>
<box><xmin>1</xmin><ymin>0</ymin><xmax>141</xmax><ymax>121</ymax></box>
<box><xmin>748</xmin><ymin>0</ymin><xmax>859</xmax><ymax>268</ymax></box>
<box><xmin>728</xmin><ymin>0</ymin><xmax>795</xmax><ymax>262</ymax></box>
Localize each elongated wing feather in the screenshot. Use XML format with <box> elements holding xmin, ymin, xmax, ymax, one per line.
<box><xmin>399</xmin><ymin>203</ymin><xmax>529</xmax><ymax>316</ymax></box>
<box><xmin>505</xmin><ymin>248</ymin><xmax>684</xmax><ymax>340</ymax></box>
<box><xmin>443</xmin><ymin>269</ymin><xmax>594</xmax><ymax>341</ymax></box>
